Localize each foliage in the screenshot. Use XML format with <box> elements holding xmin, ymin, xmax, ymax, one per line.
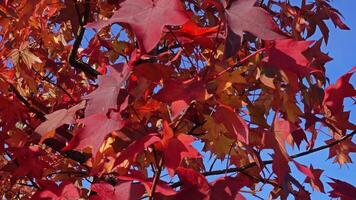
<box><xmin>0</xmin><ymin>0</ymin><xmax>355</xmax><ymax>199</ymax></box>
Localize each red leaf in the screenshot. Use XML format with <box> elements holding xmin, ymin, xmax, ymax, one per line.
<box><xmin>115</xmin><ymin>122</ymin><xmax>199</xmax><ymax>176</ymax></box>
<box><xmin>323</xmin><ymin>66</ymin><xmax>356</xmax><ymax>116</ymax></box>
<box><xmin>83</xmin><ymin>63</ymin><xmax>131</xmax><ymax>117</ymax></box>
<box><xmin>90</xmin><ymin>181</ymin><xmax>145</xmax><ymax>200</ymax></box>
<box><xmin>159</xmin><ymin>121</ymin><xmax>200</xmax><ymax>176</ymax></box>
<box><xmin>63</xmin><ymin>111</ymin><xmax>125</xmax><ymax>155</ymax></box>
<box><xmin>12</xmin><ymin>146</ymin><xmax>48</xmax><ymax>178</ymax></box>
<box><xmin>155</xmin><ymin>78</ymin><xmax>207</xmax><ymax>104</ymax></box>
<box><xmin>87</xmin><ymin>0</ymin><xmax>189</xmax><ymax>52</ymax></box>
<box><xmin>33</xmin><ymin>181</ymin><xmax>81</xmax><ymax>200</ymax></box>
<box><xmin>133</xmin><ymin>63</ymin><xmax>174</xmax><ymax>83</ymax></box>
<box><xmin>304</xmin><ymin>165</ymin><xmax>325</xmax><ymax>193</ymax></box>
<box><xmin>263</xmin><ymin>39</ymin><xmax>319</xmax><ymax>76</ymax></box>
<box><xmin>292</xmin><ymin>160</ymin><xmax>314</xmax><ymax>179</ymax></box>
<box><xmin>273</xmin><ymin>116</ymin><xmax>295</xmax><ymax>147</ymax></box>
<box><xmin>115</xmin><ymin>134</ymin><xmax>161</xmax><ymax>166</ymax></box>
<box><xmin>328</xmin><ymin>178</ymin><xmax>356</xmax><ymax>200</ymax></box>
<box><xmin>226</xmin><ymin>0</ymin><xmax>285</xmax><ymax>40</ymax></box>
<box><xmin>118</xmin><ymin>170</ymin><xmax>176</xmax><ymax>196</ymax></box>
<box><xmin>210</xmin><ymin>176</ymin><xmax>248</xmax><ymax>200</ymax></box>
<box><xmin>35</xmin><ymin>101</ymin><xmax>85</xmax><ymax>141</ymax></box>
<box><xmin>213</xmin><ymin>104</ymin><xmax>249</xmax><ymax>144</ymax></box>
<box><xmin>175</xmin><ymin>167</ymin><xmax>210</xmax><ymax>199</ymax></box>
<box><xmin>154</xmin><ymin>78</ymin><xmax>207</xmax><ymax>119</ymax></box>
<box><xmin>175</xmin><ymin>19</ymin><xmax>219</xmax><ymax>38</ymax></box>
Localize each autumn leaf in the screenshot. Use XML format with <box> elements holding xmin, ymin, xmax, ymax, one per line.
<box><xmin>87</xmin><ymin>0</ymin><xmax>189</xmax><ymax>52</ymax></box>
<box><xmin>8</xmin><ymin>42</ymin><xmax>42</xmax><ymax>68</ymax></box>
<box><xmin>175</xmin><ymin>167</ymin><xmax>210</xmax><ymax>199</ymax></box>
<box><xmin>12</xmin><ymin>146</ymin><xmax>49</xmax><ymax>178</ymax></box>
<box><xmin>213</xmin><ymin>104</ymin><xmax>249</xmax><ymax>144</ymax></box>
<box><xmin>118</xmin><ymin>170</ymin><xmax>176</xmax><ymax>196</ymax></box>
<box><xmin>63</xmin><ymin>111</ymin><xmax>125</xmax><ymax>156</ymax></box>
<box><xmin>323</xmin><ymin>66</ymin><xmax>356</xmax><ymax>116</ymax></box>
<box><xmin>304</xmin><ymin>165</ymin><xmax>325</xmax><ymax>193</ymax></box>
<box><xmin>35</xmin><ymin>101</ymin><xmax>86</xmax><ymax>142</ymax></box>
<box><xmin>175</xmin><ymin>19</ymin><xmax>219</xmax><ymax>38</ymax></box>
<box><xmin>114</xmin><ymin>134</ymin><xmax>161</xmax><ymax>166</ymax></box>
<box><xmin>263</xmin><ymin>39</ymin><xmax>319</xmax><ymax>76</ymax></box>
<box><xmin>328</xmin><ymin>178</ymin><xmax>356</xmax><ymax>200</ymax></box>
<box><xmin>226</xmin><ymin>0</ymin><xmax>286</xmax><ymax>41</ymax></box>
<box><xmin>33</xmin><ymin>181</ymin><xmax>81</xmax><ymax>200</ymax></box>
<box><xmin>325</xmin><ymin>137</ymin><xmax>356</xmax><ymax>165</ymax></box>
<box><xmin>90</xmin><ymin>181</ymin><xmax>145</xmax><ymax>200</ymax></box>
<box><xmin>83</xmin><ymin>63</ymin><xmax>132</xmax><ymax>117</ymax></box>
<box><xmin>154</xmin><ymin>78</ymin><xmax>208</xmax><ymax>119</ymax></box>
<box><xmin>210</xmin><ymin>176</ymin><xmax>248</xmax><ymax>200</ymax></box>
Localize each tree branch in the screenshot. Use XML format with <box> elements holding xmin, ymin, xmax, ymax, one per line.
<box><xmin>68</xmin><ymin>0</ymin><xmax>100</xmax><ymax>79</ymax></box>
<box><xmin>171</xmin><ymin>130</ymin><xmax>355</xmax><ymax>188</ymax></box>
<box><xmin>149</xmin><ymin>157</ymin><xmax>163</xmax><ymax>199</ymax></box>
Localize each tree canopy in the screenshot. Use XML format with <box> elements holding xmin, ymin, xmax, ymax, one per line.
<box><xmin>0</xmin><ymin>0</ymin><xmax>355</xmax><ymax>199</ymax></box>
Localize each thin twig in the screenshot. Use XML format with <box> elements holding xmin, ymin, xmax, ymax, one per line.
<box><xmin>149</xmin><ymin>157</ymin><xmax>163</xmax><ymax>199</ymax></box>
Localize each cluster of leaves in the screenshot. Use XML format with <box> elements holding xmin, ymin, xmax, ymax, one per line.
<box><xmin>0</xmin><ymin>0</ymin><xmax>355</xmax><ymax>199</ymax></box>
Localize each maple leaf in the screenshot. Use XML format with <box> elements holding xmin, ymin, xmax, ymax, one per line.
<box><xmin>292</xmin><ymin>160</ymin><xmax>314</xmax><ymax>180</ymax></box>
<box><xmin>118</xmin><ymin>170</ymin><xmax>176</xmax><ymax>196</ymax></box>
<box><xmin>115</xmin><ymin>122</ymin><xmax>199</xmax><ymax>176</ymax></box>
<box><xmin>83</xmin><ymin>63</ymin><xmax>131</xmax><ymax>117</ymax></box>
<box><xmin>63</xmin><ymin>111</ymin><xmax>125</xmax><ymax>156</ymax></box>
<box><xmin>33</xmin><ymin>181</ymin><xmax>81</xmax><ymax>200</ymax></box>
<box><xmin>154</xmin><ymin>78</ymin><xmax>208</xmax><ymax>119</ymax></box>
<box><xmin>12</xmin><ymin>146</ymin><xmax>49</xmax><ymax>178</ymax></box>
<box><xmin>87</xmin><ymin>0</ymin><xmax>189</xmax><ymax>52</ymax></box>
<box><xmin>213</xmin><ymin>104</ymin><xmax>249</xmax><ymax>144</ymax></box>
<box><xmin>175</xmin><ymin>167</ymin><xmax>210</xmax><ymax>199</ymax></box>
<box><xmin>133</xmin><ymin>63</ymin><xmax>174</xmax><ymax>83</ymax></box>
<box><xmin>328</xmin><ymin>178</ymin><xmax>356</xmax><ymax>200</ymax></box>
<box><xmin>325</xmin><ymin>137</ymin><xmax>356</xmax><ymax>165</ymax></box>
<box><xmin>273</xmin><ymin>116</ymin><xmax>295</xmax><ymax>148</ymax></box>
<box><xmin>158</xmin><ymin>121</ymin><xmax>201</xmax><ymax>176</ymax></box>
<box><xmin>155</xmin><ymin>78</ymin><xmax>207</xmax><ymax>104</ymax></box>
<box><xmin>35</xmin><ymin>101</ymin><xmax>86</xmax><ymax>141</ymax></box>
<box><xmin>226</xmin><ymin>0</ymin><xmax>285</xmax><ymax>41</ymax></box>
<box><xmin>174</xmin><ymin>19</ymin><xmax>219</xmax><ymax>38</ymax></box>
<box><xmin>210</xmin><ymin>176</ymin><xmax>248</xmax><ymax>200</ymax></box>
<box><xmin>114</xmin><ymin>134</ymin><xmax>161</xmax><ymax>166</ymax></box>
<box><xmin>304</xmin><ymin>165</ymin><xmax>325</xmax><ymax>193</ymax></box>
<box><xmin>8</xmin><ymin>42</ymin><xmax>42</xmax><ymax>68</ymax></box>
<box><xmin>90</xmin><ymin>181</ymin><xmax>145</xmax><ymax>200</ymax></box>
<box><xmin>323</xmin><ymin>66</ymin><xmax>356</xmax><ymax>116</ymax></box>
<box><xmin>263</xmin><ymin>39</ymin><xmax>319</xmax><ymax>76</ymax></box>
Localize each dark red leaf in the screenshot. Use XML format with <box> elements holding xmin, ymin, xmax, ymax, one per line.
<box><xmin>328</xmin><ymin>178</ymin><xmax>356</xmax><ymax>200</ymax></box>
